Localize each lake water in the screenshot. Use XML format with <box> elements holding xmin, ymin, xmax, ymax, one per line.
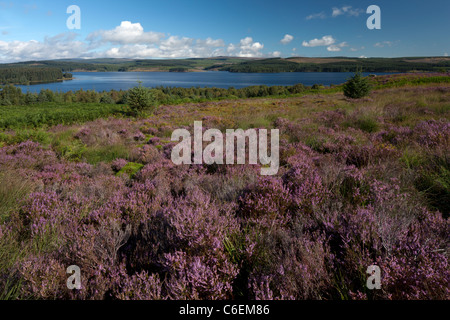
<box><xmin>17</xmin><ymin>71</ymin><xmax>391</xmax><ymax>93</ymax></box>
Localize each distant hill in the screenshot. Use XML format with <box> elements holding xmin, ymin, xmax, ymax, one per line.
<box><xmin>218</xmin><ymin>57</ymin><xmax>450</xmax><ymax>73</ymax></box>
<box><xmin>1</xmin><ymin>57</ymin><xmax>253</xmax><ymax>73</ymax></box>
<box><xmin>0</xmin><ymin>56</ymin><xmax>449</xmax><ymax>84</ymax></box>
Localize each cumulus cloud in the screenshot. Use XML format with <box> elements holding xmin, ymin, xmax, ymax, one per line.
<box><xmin>332</xmin><ymin>6</ymin><xmax>363</xmax><ymax>17</ymax></box>
<box><xmin>196</xmin><ymin>38</ymin><xmax>226</xmax><ymax>48</ymax></box>
<box><xmin>87</xmin><ymin>21</ymin><xmax>164</xmax><ymax>45</ymax></box>
<box><xmin>280</xmin><ymin>34</ymin><xmax>294</xmax><ymax>45</ymax></box>
<box><xmin>326</xmin><ymin>42</ymin><xmax>348</xmax><ymax>52</ymax></box>
<box><xmin>270</xmin><ymin>51</ymin><xmax>282</xmax><ymax>57</ymax></box>
<box><xmin>97</xmin><ymin>35</ymin><xmax>263</xmax><ymax>59</ymax></box>
<box><xmin>327</xmin><ymin>45</ymin><xmax>341</xmax><ymax>52</ymax></box>
<box><xmin>227</xmin><ymin>37</ymin><xmax>264</xmax><ymax>57</ymax></box>
<box><xmin>90</xmin><ymin>23</ymin><xmax>263</xmax><ymax>58</ymax></box>
<box><xmin>302</xmin><ymin>35</ymin><xmax>336</xmax><ymax>47</ymax></box>
<box><xmin>0</xmin><ymin>21</ymin><xmax>268</xmax><ymax>61</ymax></box>
<box><xmin>306</xmin><ymin>12</ymin><xmax>326</xmax><ymax>20</ymax></box>
<box><xmin>307</xmin><ymin>6</ymin><xmax>363</xmax><ymax>20</ymax></box>
<box><xmin>302</xmin><ymin>36</ymin><xmax>348</xmax><ymax>52</ymax></box>
<box><xmin>0</xmin><ymin>33</ymin><xmax>87</xmax><ymax>62</ymax></box>
<box><xmin>96</xmin><ymin>36</ymin><xmax>226</xmax><ymax>59</ymax></box>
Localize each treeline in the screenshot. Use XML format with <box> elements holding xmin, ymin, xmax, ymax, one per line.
<box><xmin>1</xmin><ymin>73</ymin><xmax>448</xmax><ymax>107</ymax></box>
<box><xmin>219</xmin><ymin>58</ymin><xmax>450</xmax><ymax>73</ymax></box>
<box><xmin>8</xmin><ymin>58</ymin><xmax>241</xmax><ymax>72</ymax></box>
<box><xmin>0</xmin><ymin>83</ymin><xmax>314</xmax><ymax>106</ymax></box>
<box><xmin>0</xmin><ymin>67</ymin><xmax>68</xmax><ymax>85</ymax></box>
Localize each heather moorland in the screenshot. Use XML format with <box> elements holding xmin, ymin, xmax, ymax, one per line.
<box><xmin>0</xmin><ymin>73</ymin><xmax>449</xmax><ymax>300</ymax></box>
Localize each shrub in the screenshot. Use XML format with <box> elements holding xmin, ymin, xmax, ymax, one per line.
<box><xmin>116</xmin><ymin>162</ymin><xmax>144</xmax><ymax>179</ymax></box>
<box><xmin>355</xmin><ymin>116</ymin><xmax>379</xmax><ymax>133</ymax></box>
<box><xmin>83</xmin><ymin>144</ymin><xmax>130</xmax><ymax>164</ymax></box>
<box><xmin>126</xmin><ymin>82</ymin><xmax>156</xmax><ymax>115</ymax></box>
<box><xmin>100</xmin><ymin>94</ymin><xmax>116</xmax><ymax>104</ymax></box>
<box><xmin>343</xmin><ymin>71</ymin><xmax>371</xmax><ymax>99</ymax></box>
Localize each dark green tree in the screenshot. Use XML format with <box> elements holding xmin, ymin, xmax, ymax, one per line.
<box><xmin>343</xmin><ymin>70</ymin><xmax>371</xmax><ymax>99</ymax></box>
<box><xmin>126</xmin><ymin>82</ymin><xmax>156</xmax><ymax>115</ymax></box>
<box><xmin>100</xmin><ymin>94</ymin><xmax>116</xmax><ymax>104</ymax></box>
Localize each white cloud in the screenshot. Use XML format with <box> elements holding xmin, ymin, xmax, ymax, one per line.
<box><xmin>97</xmin><ymin>35</ymin><xmax>227</xmax><ymax>59</ymax></box>
<box><xmin>227</xmin><ymin>37</ymin><xmax>264</xmax><ymax>57</ymax></box>
<box><xmin>359</xmin><ymin>55</ymin><xmax>367</xmax><ymax>59</ymax></box>
<box><xmin>302</xmin><ymin>35</ymin><xmax>336</xmax><ymax>47</ymax></box>
<box><xmin>308</xmin><ymin>6</ymin><xmax>362</xmax><ymax>20</ymax></box>
<box><xmin>327</xmin><ymin>42</ymin><xmax>348</xmax><ymax>52</ymax></box>
<box><xmin>445</xmin><ymin>52</ymin><xmax>449</xmax><ymax>57</ymax></box>
<box><xmin>332</xmin><ymin>6</ymin><xmax>364</xmax><ymax>17</ymax></box>
<box><xmin>327</xmin><ymin>45</ymin><xmax>341</xmax><ymax>52</ymax></box>
<box><xmin>0</xmin><ymin>21</ymin><xmax>269</xmax><ymax>61</ymax></box>
<box><xmin>196</xmin><ymin>38</ymin><xmax>226</xmax><ymax>48</ymax></box>
<box><xmin>270</xmin><ymin>51</ymin><xmax>282</xmax><ymax>57</ymax></box>
<box><xmin>302</xmin><ymin>36</ymin><xmax>349</xmax><ymax>52</ymax></box>
<box><xmin>374</xmin><ymin>41</ymin><xmax>393</xmax><ymax>48</ymax></box>
<box><xmin>0</xmin><ymin>33</ymin><xmax>87</xmax><ymax>62</ymax></box>
<box><xmin>87</xmin><ymin>21</ymin><xmax>164</xmax><ymax>45</ymax></box>
<box><xmin>280</xmin><ymin>34</ymin><xmax>294</xmax><ymax>45</ymax></box>
<box><xmin>306</xmin><ymin>12</ymin><xmax>326</xmax><ymax>20</ymax></box>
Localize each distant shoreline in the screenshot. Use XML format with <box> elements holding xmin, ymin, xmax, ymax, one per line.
<box><xmin>67</xmin><ymin>69</ymin><xmax>428</xmax><ymax>74</ymax></box>
<box><xmin>70</xmin><ymin>69</ymin><xmax>209</xmax><ymax>73</ymax></box>
<box><xmin>2</xmin><ymin>57</ymin><xmax>448</xmax><ymax>85</ymax></box>
<box><xmin>1</xmin><ymin>78</ymin><xmax>74</xmax><ymax>86</ymax></box>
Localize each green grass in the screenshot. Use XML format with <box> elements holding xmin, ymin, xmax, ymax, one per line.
<box><xmin>343</xmin><ymin>113</ymin><xmax>380</xmax><ymax>133</ymax></box>
<box><xmin>400</xmin><ymin>148</ymin><xmax>426</xmax><ymax>169</ymax></box>
<box><xmin>415</xmin><ymin>160</ymin><xmax>450</xmax><ymax>217</ymax></box>
<box><xmin>116</xmin><ymin>162</ymin><xmax>144</xmax><ymax>179</ymax></box>
<box><xmin>0</xmin><ymin>129</ymin><xmax>52</xmax><ymax>145</ymax></box>
<box><xmin>355</xmin><ymin>116</ymin><xmax>379</xmax><ymax>133</ymax></box>
<box><xmin>0</xmin><ymin>102</ymin><xmax>124</xmax><ymax>129</ymax></box>
<box><xmin>372</xmin><ymin>75</ymin><xmax>450</xmax><ymax>89</ymax></box>
<box><xmin>83</xmin><ymin>144</ymin><xmax>131</xmax><ymax>165</ymax></box>
<box><xmin>305</xmin><ymin>136</ymin><xmax>328</xmax><ymax>152</ymax></box>
<box><xmin>0</xmin><ymin>172</ymin><xmax>34</xmax><ymax>223</ymax></box>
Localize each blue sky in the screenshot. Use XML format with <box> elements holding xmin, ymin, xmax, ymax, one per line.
<box><xmin>0</xmin><ymin>0</ymin><xmax>449</xmax><ymax>62</ymax></box>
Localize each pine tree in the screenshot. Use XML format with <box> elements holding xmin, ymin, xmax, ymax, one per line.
<box><xmin>126</xmin><ymin>81</ymin><xmax>156</xmax><ymax>115</ymax></box>
<box><xmin>343</xmin><ymin>70</ymin><xmax>371</xmax><ymax>99</ymax></box>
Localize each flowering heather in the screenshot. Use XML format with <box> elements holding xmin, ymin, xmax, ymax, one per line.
<box><xmin>0</xmin><ymin>82</ymin><xmax>449</xmax><ymax>300</ymax></box>
<box><xmin>111</xmin><ymin>158</ymin><xmax>128</xmax><ymax>172</ymax></box>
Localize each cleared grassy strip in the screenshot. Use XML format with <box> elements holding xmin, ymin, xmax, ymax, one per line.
<box><xmin>0</xmin><ymin>102</ymin><xmax>125</xmax><ymax>129</ymax></box>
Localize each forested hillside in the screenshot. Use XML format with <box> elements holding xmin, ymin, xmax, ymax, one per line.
<box><xmin>218</xmin><ymin>57</ymin><xmax>450</xmax><ymax>73</ymax></box>
<box><xmin>1</xmin><ymin>57</ymin><xmax>449</xmax><ymax>85</ymax></box>
<box><xmin>7</xmin><ymin>57</ymin><xmax>249</xmax><ymax>73</ymax></box>
<box><xmin>0</xmin><ymin>67</ymin><xmax>69</xmax><ymax>85</ymax></box>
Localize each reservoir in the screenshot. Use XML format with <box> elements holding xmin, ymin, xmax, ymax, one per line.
<box><xmin>17</xmin><ymin>71</ymin><xmax>392</xmax><ymax>93</ymax></box>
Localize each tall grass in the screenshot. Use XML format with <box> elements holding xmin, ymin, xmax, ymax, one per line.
<box><xmin>0</xmin><ymin>103</ymin><xmax>124</xmax><ymax>129</ymax></box>
<box><xmin>0</xmin><ymin>171</ymin><xmax>35</xmax><ymax>223</ymax></box>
